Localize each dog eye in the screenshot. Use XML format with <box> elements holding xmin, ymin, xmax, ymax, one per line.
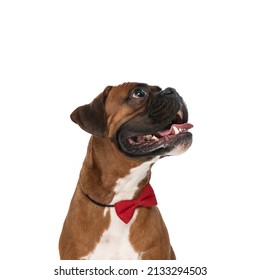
<box><xmin>132</xmin><ymin>89</ymin><xmax>147</xmax><ymax>98</ymax></box>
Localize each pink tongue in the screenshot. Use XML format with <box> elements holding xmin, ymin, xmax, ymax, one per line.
<box><xmin>156</xmin><ymin>123</ymin><xmax>193</xmax><ymax>137</ymax></box>
<box><xmin>174</xmin><ymin>123</ymin><xmax>193</xmax><ymax>130</ymax></box>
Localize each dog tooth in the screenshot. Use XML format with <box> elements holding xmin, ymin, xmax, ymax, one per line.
<box><xmin>143</xmin><ymin>135</ymin><xmax>152</xmax><ymax>141</ymax></box>
<box><xmin>173</xmin><ymin>126</ymin><xmax>179</xmax><ymax>135</ymax></box>
<box><xmin>151</xmin><ymin>135</ymin><xmax>159</xmax><ymax>141</ymax></box>
<box><xmin>177</xmin><ymin>109</ymin><xmax>184</xmax><ymax>120</ymax></box>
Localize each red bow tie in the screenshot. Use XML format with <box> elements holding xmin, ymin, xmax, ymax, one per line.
<box><xmin>114</xmin><ymin>183</ymin><xmax>157</xmax><ymax>224</ymax></box>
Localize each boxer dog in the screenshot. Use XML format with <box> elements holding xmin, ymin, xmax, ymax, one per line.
<box><xmin>59</xmin><ymin>82</ymin><xmax>193</xmax><ymax>260</ymax></box>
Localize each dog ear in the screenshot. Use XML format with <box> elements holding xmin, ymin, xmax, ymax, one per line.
<box><xmin>70</xmin><ymin>86</ymin><xmax>112</xmax><ymax>137</ymax></box>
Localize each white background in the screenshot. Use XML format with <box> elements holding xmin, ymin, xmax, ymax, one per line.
<box><xmin>0</xmin><ymin>0</ymin><xmax>260</xmax><ymax>279</ymax></box>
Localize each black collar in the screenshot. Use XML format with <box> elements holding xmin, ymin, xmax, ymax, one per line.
<box><xmin>85</xmin><ymin>194</ymin><xmax>114</xmax><ymax>208</ymax></box>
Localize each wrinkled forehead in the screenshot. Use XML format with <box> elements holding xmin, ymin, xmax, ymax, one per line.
<box><xmin>104</xmin><ymin>83</ymin><xmax>161</xmax><ymax>138</ymax></box>
<box><xmin>105</xmin><ymin>82</ymin><xmax>161</xmax><ymax>115</ymax></box>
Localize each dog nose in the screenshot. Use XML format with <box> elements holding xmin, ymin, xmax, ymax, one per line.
<box><xmin>161</xmin><ymin>87</ymin><xmax>179</xmax><ymax>97</ymax></box>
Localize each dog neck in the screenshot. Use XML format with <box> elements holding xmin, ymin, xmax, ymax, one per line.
<box><xmin>79</xmin><ymin>136</ymin><xmax>156</xmax><ymax>204</ymax></box>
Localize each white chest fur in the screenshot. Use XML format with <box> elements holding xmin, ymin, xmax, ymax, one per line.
<box><xmin>83</xmin><ymin>209</ymin><xmax>139</xmax><ymax>260</ymax></box>
<box><xmin>81</xmin><ymin>158</ymin><xmax>159</xmax><ymax>260</ymax></box>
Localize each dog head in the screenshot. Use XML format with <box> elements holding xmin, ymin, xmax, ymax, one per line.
<box><xmin>71</xmin><ymin>82</ymin><xmax>193</xmax><ymax>159</ymax></box>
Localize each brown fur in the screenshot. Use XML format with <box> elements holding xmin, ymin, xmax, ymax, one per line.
<box><xmin>59</xmin><ymin>83</ymin><xmax>178</xmax><ymax>259</ymax></box>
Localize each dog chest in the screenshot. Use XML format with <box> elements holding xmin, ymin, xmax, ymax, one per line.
<box><xmin>81</xmin><ymin>209</ymin><xmax>139</xmax><ymax>260</ymax></box>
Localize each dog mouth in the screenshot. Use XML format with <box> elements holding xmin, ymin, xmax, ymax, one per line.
<box><xmin>118</xmin><ymin>109</ymin><xmax>193</xmax><ymax>157</ymax></box>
